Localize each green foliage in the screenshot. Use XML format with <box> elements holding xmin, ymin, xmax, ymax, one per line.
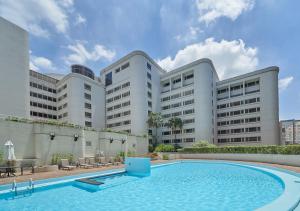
<box><xmin>192</xmin><ymin>140</ymin><xmax>216</xmax><ymax>148</ymax></box>
<box><xmin>154</xmin><ymin>144</ymin><xmax>175</xmax><ymax>152</ymax></box>
<box><xmin>51</xmin><ymin>153</ymin><xmax>74</xmax><ymax>165</ymax></box>
<box><xmin>162</xmin><ymin>154</ymin><xmax>169</xmax><ymax>160</ymax></box>
<box><xmin>148</xmin><ymin>144</ymin><xmax>154</xmax><ymax>153</ymax></box>
<box><xmin>117</xmin><ymin>151</ymin><xmax>136</xmax><ymax>158</ymax></box>
<box><xmin>181</xmin><ymin>145</ymin><xmax>300</xmax><ymax>155</ymax></box>
<box><xmin>167</xmin><ymin>117</ymin><xmax>183</xmax><ymax>131</ymax></box>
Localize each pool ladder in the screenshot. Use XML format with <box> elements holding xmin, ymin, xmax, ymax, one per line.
<box><xmin>11</xmin><ymin>178</ymin><xmax>34</xmax><ymax>197</ymax></box>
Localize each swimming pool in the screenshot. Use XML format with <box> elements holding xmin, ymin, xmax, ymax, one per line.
<box><xmin>0</xmin><ymin>161</ymin><xmax>300</xmax><ymax>211</ymax></box>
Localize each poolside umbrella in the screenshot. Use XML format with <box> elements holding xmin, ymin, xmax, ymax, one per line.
<box><xmin>4</xmin><ymin>140</ymin><xmax>16</xmax><ymax>160</ymax></box>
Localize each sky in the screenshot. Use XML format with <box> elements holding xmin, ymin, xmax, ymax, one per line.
<box><xmin>0</xmin><ymin>0</ymin><xmax>299</xmax><ymax>120</ymax></box>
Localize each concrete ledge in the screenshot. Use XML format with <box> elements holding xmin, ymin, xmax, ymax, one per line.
<box><xmin>158</xmin><ymin>153</ymin><xmax>300</xmax><ymax>167</ymax></box>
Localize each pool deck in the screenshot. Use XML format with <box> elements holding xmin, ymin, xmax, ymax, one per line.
<box><xmin>1</xmin><ymin>159</ymin><xmax>300</xmax><ymax>185</ymax></box>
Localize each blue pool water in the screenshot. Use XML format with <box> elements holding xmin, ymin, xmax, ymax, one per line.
<box><xmin>0</xmin><ymin>162</ymin><xmax>284</xmax><ymax>211</ymax></box>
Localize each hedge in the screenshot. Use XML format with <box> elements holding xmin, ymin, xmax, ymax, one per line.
<box><xmin>154</xmin><ymin>144</ymin><xmax>176</xmax><ymax>152</ymax></box>
<box><xmin>179</xmin><ymin>145</ymin><xmax>300</xmax><ymax>155</ymax></box>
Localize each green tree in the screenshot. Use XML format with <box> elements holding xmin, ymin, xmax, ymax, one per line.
<box><xmin>147</xmin><ymin>112</ymin><xmax>163</xmax><ymax>146</ymax></box>
<box><xmin>167</xmin><ymin>117</ymin><xmax>183</xmax><ymax>142</ymax></box>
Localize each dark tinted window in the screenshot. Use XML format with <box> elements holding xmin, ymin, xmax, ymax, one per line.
<box><xmin>105</xmin><ymin>72</ymin><xmax>112</xmax><ymax>86</ymax></box>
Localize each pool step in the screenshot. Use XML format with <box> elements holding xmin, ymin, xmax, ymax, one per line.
<box><xmin>73</xmin><ymin>179</ymin><xmax>104</xmax><ymax>192</ymax></box>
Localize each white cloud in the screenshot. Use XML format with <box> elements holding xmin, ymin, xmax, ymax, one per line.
<box><xmin>196</xmin><ymin>0</ymin><xmax>255</xmax><ymax>24</ymax></box>
<box><xmin>28</xmin><ymin>24</ymin><xmax>50</xmax><ymax>38</ymax></box>
<box><xmin>75</xmin><ymin>14</ymin><xmax>86</xmax><ymax>25</ymax></box>
<box><xmin>175</xmin><ymin>26</ymin><xmax>202</xmax><ymax>43</ymax></box>
<box><xmin>30</xmin><ymin>55</ymin><xmax>56</xmax><ymax>72</ymax></box>
<box><xmin>157</xmin><ymin>37</ymin><xmax>258</xmax><ymax>80</ymax></box>
<box><xmin>0</xmin><ymin>0</ymin><xmax>73</xmax><ymax>36</ymax></box>
<box><xmin>64</xmin><ymin>42</ymin><xmax>116</xmax><ymax>65</ymax></box>
<box><xmin>279</xmin><ymin>76</ymin><xmax>294</xmax><ymax>91</ymax></box>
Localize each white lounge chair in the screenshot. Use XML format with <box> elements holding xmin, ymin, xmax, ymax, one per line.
<box><xmin>61</xmin><ymin>159</ymin><xmax>76</xmax><ymax>170</ymax></box>
<box><xmin>99</xmin><ymin>157</ymin><xmax>112</xmax><ymax>166</ymax></box>
<box><xmin>78</xmin><ymin>158</ymin><xmax>93</xmax><ymax>168</ymax></box>
<box><xmin>89</xmin><ymin>157</ymin><xmax>104</xmax><ymax>167</ymax></box>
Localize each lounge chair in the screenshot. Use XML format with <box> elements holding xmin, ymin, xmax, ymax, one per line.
<box><xmin>99</xmin><ymin>157</ymin><xmax>112</xmax><ymax>166</ymax></box>
<box><xmin>110</xmin><ymin>157</ymin><xmax>121</xmax><ymax>165</ymax></box>
<box><xmin>78</xmin><ymin>158</ymin><xmax>93</xmax><ymax>168</ymax></box>
<box><xmin>61</xmin><ymin>159</ymin><xmax>76</xmax><ymax>170</ymax></box>
<box><xmin>88</xmin><ymin>157</ymin><xmax>104</xmax><ymax>167</ymax></box>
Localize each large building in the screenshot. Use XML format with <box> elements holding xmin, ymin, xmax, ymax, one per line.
<box><xmin>0</xmin><ymin>17</ymin><xmax>280</xmax><ymax>146</ymax></box>
<box><xmin>101</xmin><ymin>52</ymin><xmax>280</xmax><ymax>146</ymax></box>
<box><xmin>280</xmin><ymin>120</ymin><xmax>300</xmax><ymax>145</ymax></box>
<box><xmin>0</xmin><ymin>17</ymin><xmax>29</xmax><ymax>118</ymax></box>
<box><xmin>29</xmin><ymin>65</ymin><xmax>105</xmax><ymax>129</ymax></box>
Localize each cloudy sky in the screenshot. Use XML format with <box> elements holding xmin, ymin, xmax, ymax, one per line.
<box><xmin>0</xmin><ymin>0</ymin><xmax>299</xmax><ymax>120</ymax></box>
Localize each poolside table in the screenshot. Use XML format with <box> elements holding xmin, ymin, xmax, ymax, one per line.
<box><xmin>0</xmin><ymin>166</ymin><xmax>24</xmax><ymax>177</ymax></box>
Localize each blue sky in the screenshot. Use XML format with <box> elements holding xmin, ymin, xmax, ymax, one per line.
<box><xmin>0</xmin><ymin>0</ymin><xmax>298</xmax><ymax>120</ymax></box>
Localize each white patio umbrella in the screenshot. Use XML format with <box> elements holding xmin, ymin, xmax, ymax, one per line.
<box><xmin>4</xmin><ymin>140</ymin><xmax>16</xmax><ymax>160</ymax></box>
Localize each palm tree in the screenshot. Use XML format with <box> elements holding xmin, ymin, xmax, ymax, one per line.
<box><xmin>147</xmin><ymin>112</ymin><xmax>163</xmax><ymax>146</ymax></box>
<box><xmin>167</xmin><ymin>117</ymin><xmax>183</xmax><ymax>142</ymax></box>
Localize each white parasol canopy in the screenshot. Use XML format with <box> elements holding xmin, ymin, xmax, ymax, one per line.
<box><xmin>4</xmin><ymin>140</ymin><xmax>16</xmax><ymax>160</ymax></box>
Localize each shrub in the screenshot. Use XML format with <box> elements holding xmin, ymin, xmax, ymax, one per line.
<box><xmin>192</xmin><ymin>140</ymin><xmax>216</xmax><ymax>148</ymax></box>
<box><xmin>181</xmin><ymin>145</ymin><xmax>300</xmax><ymax>155</ymax></box>
<box><xmin>118</xmin><ymin>151</ymin><xmax>135</xmax><ymax>158</ymax></box>
<box><xmin>154</xmin><ymin>144</ymin><xmax>175</xmax><ymax>152</ymax></box>
<box><xmin>162</xmin><ymin>154</ymin><xmax>169</xmax><ymax>160</ymax></box>
<box><xmin>51</xmin><ymin>153</ymin><xmax>74</xmax><ymax>165</ymax></box>
<box><xmin>148</xmin><ymin>145</ymin><xmax>154</xmax><ymax>153</ymax></box>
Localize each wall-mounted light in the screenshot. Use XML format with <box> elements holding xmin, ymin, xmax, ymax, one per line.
<box><xmin>109</xmin><ymin>137</ymin><xmax>114</xmax><ymax>143</ymax></box>
<box><xmin>50</xmin><ymin>132</ymin><xmax>55</xmax><ymax>140</ymax></box>
<box><xmin>74</xmin><ymin>134</ymin><xmax>79</xmax><ymax>142</ymax></box>
<box><xmin>121</xmin><ymin>139</ymin><xmax>126</xmax><ymax>144</ymax></box>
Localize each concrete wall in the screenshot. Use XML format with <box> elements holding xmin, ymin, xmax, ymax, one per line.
<box><xmin>0</xmin><ymin>119</ymin><xmax>148</xmax><ymax>165</ymax></box>
<box><xmin>159</xmin><ymin>152</ymin><xmax>300</xmax><ymax>167</ymax></box>
<box><xmin>0</xmin><ymin>17</ymin><xmax>29</xmax><ymax>118</ymax></box>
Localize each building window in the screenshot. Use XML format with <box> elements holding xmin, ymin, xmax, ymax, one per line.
<box><xmin>122</xmin><ymin>101</ymin><xmax>130</xmax><ymax>107</ymax></box>
<box><xmin>183</xmin><ymin>109</ymin><xmax>194</xmax><ymax>115</ymax></box>
<box><xmin>122</xmin><ymin>82</ymin><xmax>130</xmax><ymax>88</ymax></box>
<box><xmin>85</xmin><ymin>103</ymin><xmax>91</xmax><ymax>109</ymax></box>
<box><xmin>84</xmin><ymin>93</ymin><xmax>91</xmax><ymax>100</ymax></box>
<box><xmin>85</xmin><ymin>112</ymin><xmax>92</xmax><ymax>118</ymax></box>
<box><xmin>173</xmin><ymin>78</ymin><xmax>181</xmax><ymax>84</ymax></box>
<box><xmin>115</xmin><ymin>67</ymin><xmax>121</xmax><ymax>73</ymax></box>
<box><xmin>121</xmin><ymin>62</ymin><xmax>130</xmax><ymax>70</ymax></box>
<box><xmin>147</xmin><ymin>62</ymin><xmax>151</xmax><ymax>70</ymax></box>
<box><xmin>147</xmin><ymin>72</ymin><xmax>151</xmax><ymax>80</ymax></box>
<box><xmin>84</xmin><ymin>83</ymin><xmax>91</xmax><ymax>91</ymax></box>
<box><xmin>147</xmin><ymin>91</ymin><xmax>152</xmax><ymax>98</ymax></box>
<box><xmin>147</xmin><ymin>82</ymin><xmax>152</xmax><ymax>89</ymax></box>
<box><xmin>86</xmin><ymin>141</ymin><xmax>92</xmax><ymax>146</ymax></box>
<box><xmin>122</xmin><ymin>91</ymin><xmax>130</xmax><ymax>98</ymax></box>
<box><xmin>105</xmin><ymin>72</ymin><xmax>112</xmax><ymax>86</ymax></box>
<box><xmin>85</xmin><ymin>121</ymin><xmax>92</xmax><ymax>127</ymax></box>
<box><xmin>148</xmin><ymin>101</ymin><xmax>152</xmax><ymax>108</ymax></box>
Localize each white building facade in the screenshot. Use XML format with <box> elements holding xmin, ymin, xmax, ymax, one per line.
<box><xmin>216</xmin><ymin>67</ymin><xmax>280</xmax><ymax>146</ymax></box>
<box><xmin>29</xmin><ymin>65</ymin><xmax>105</xmax><ymax>129</ymax></box>
<box><xmin>0</xmin><ymin>17</ymin><xmax>280</xmax><ymax>146</ymax></box>
<box><xmin>0</xmin><ymin>17</ymin><xmax>29</xmax><ymax>118</ymax></box>
<box><xmin>100</xmin><ymin>52</ymin><xmax>280</xmax><ymax>146</ymax></box>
